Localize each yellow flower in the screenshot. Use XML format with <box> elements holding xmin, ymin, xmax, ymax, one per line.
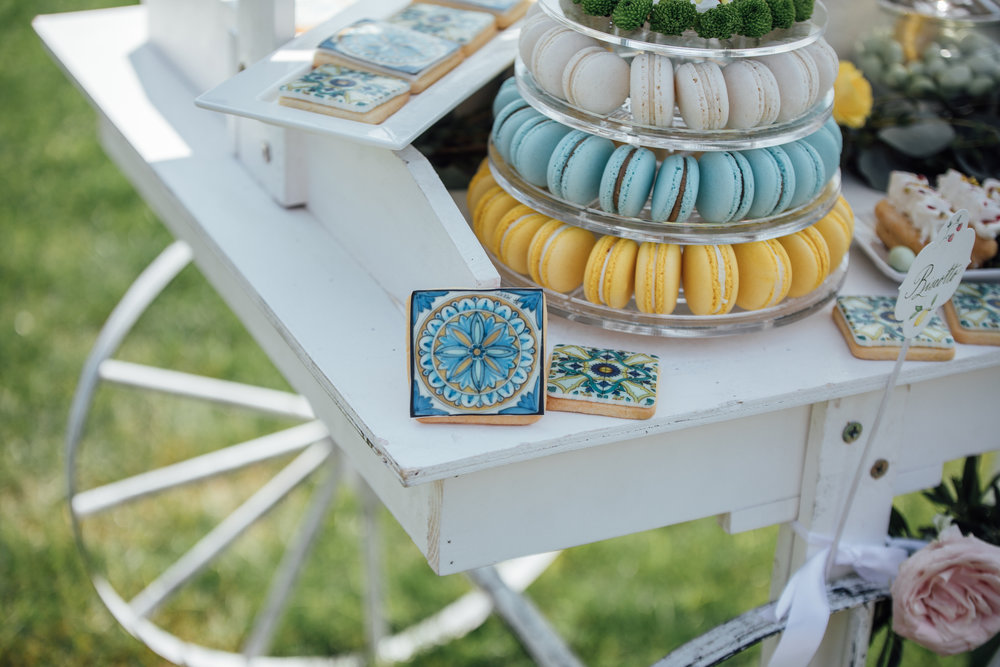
<box><xmin>833</xmin><ymin>61</ymin><xmax>873</xmax><ymax>129</ymax></box>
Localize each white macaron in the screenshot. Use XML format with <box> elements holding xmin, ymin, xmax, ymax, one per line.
<box><xmin>803</xmin><ymin>38</ymin><xmax>839</xmax><ymax>97</ymax></box>
<box><xmin>630</xmin><ymin>53</ymin><xmax>675</xmax><ymax>127</ymax></box>
<box><xmin>530</xmin><ymin>26</ymin><xmax>598</xmax><ymax>99</ymax></box>
<box><xmin>760</xmin><ymin>50</ymin><xmax>820</xmax><ymax>123</ymax></box>
<box><xmin>674</xmin><ymin>60</ymin><xmax>729</xmax><ymax>130</ymax></box>
<box><xmin>722</xmin><ymin>59</ymin><xmax>780</xmax><ymax>129</ymax></box>
<box><xmin>562</xmin><ymin>46</ymin><xmax>630</xmax><ymax>115</ymax></box>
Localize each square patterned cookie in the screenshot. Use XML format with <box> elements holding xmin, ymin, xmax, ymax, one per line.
<box><xmin>389</xmin><ymin>3</ymin><xmax>497</xmax><ymax>56</ymax></box>
<box><xmin>833</xmin><ymin>295</ymin><xmax>955</xmax><ymax>361</ymax></box>
<box><xmin>546</xmin><ymin>344</ymin><xmax>659</xmax><ymax>419</ymax></box>
<box><xmin>420</xmin><ymin>0</ymin><xmax>531</xmax><ymax>27</ymax></box>
<box><xmin>314</xmin><ymin>19</ymin><xmax>463</xmax><ymax>93</ymax></box>
<box><xmin>409</xmin><ymin>288</ymin><xmax>546</xmax><ymax>424</ymax></box>
<box><xmin>942</xmin><ymin>282</ymin><xmax>1000</xmax><ymax>346</ymax></box>
<box><xmin>278</xmin><ymin>64</ymin><xmax>410</xmax><ymax>124</ymax></box>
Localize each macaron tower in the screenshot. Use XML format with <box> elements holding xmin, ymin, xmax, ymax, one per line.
<box><xmin>467</xmin><ymin>1</ymin><xmax>850</xmax><ymax>335</ymax></box>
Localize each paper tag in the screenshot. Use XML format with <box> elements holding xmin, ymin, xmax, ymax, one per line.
<box><xmin>895</xmin><ymin>209</ymin><xmax>974</xmax><ymax>339</ymax></box>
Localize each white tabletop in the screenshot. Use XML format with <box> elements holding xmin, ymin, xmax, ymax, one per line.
<box><xmin>36</xmin><ymin>5</ymin><xmax>1000</xmax><ymax>574</ymax></box>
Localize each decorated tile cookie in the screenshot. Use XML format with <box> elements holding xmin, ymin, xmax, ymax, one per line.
<box><xmin>546</xmin><ymin>344</ymin><xmax>659</xmax><ymax>419</ymax></box>
<box><xmin>278</xmin><ymin>64</ymin><xmax>410</xmax><ymax>124</ymax></box>
<box><xmin>409</xmin><ymin>288</ymin><xmax>546</xmax><ymax>424</ymax></box>
<box><xmin>422</xmin><ymin>0</ymin><xmax>530</xmax><ymax>27</ymax></box>
<box><xmin>943</xmin><ymin>282</ymin><xmax>1000</xmax><ymax>346</ymax></box>
<box><xmin>314</xmin><ymin>19</ymin><xmax>463</xmax><ymax>93</ymax></box>
<box><xmin>832</xmin><ymin>295</ymin><xmax>955</xmax><ymax>361</ymax></box>
<box><xmin>389</xmin><ymin>3</ymin><xmax>497</xmax><ymax>55</ymax></box>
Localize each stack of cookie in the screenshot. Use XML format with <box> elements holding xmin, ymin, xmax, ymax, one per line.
<box><xmin>278</xmin><ymin>0</ymin><xmax>530</xmax><ymax>124</ymax></box>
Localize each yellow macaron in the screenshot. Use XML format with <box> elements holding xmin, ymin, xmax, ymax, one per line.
<box><xmin>583</xmin><ymin>235</ymin><xmax>640</xmax><ymax>309</ymax></box>
<box><xmin>732</xmin><ymin>239</ymin><xmax>792</xmax><ymax>310</ymax></box>
<box><xmin>634</xmin><ymin>242</ymin><xmax>682</xmax><ymax>314</ymax></box>
<box><xmin>681</xmin><ymin>244</ymin><xmax>739</xmax><ymax>316</ymax></box>
<box><xmin>493</xmin><ymin>208</ymin><xmax>549</xmax><ymax>273</ymax></box>
<box><xmin>833</xmin><ymin>194</ymin><xmax>854</xmax><ymax>233</ymax></box>
<box><xmin>813</xmin><ymin>209</ymin><xmax>852</xmax><ymax>269</ymax></box>
<box><xmin>474</xmin><ymin>189</ymin><xmax>519</xmax><ymax>245</ymax></box>
<box><xmin>527</xmin><ymin>220</ymin><xmax>597</xmax><ymax>293</ymax></box>
<box><xmin>466</xmin><ymin>163</ymin><xmax>498</xmax><ymax>213</ymax></box>
<box><xmin>778</xmin><ymin>227</ymin><xmax>830</xmax><ymax>298</ymax></box>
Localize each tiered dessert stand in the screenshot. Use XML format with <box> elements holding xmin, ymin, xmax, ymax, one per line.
<box><xmin>488</xmin><ymin>0</ymin><xmax>845</xmax><ymax>336</ymax></box>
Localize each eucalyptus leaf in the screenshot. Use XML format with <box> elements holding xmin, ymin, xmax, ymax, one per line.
<box><xmin>877</xmin><ymin>118</ymin><xmax>955</xmax><ymax>158</ymax></box>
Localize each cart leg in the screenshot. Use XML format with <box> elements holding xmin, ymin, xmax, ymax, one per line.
<box><xmin>762</xmin><ymin>390</ymin><xmax>909</xmax><ymax>666</ymax></box>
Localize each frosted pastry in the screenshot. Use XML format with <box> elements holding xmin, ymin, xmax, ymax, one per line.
<box><xmin>389</xmin><ymin>3</ymin><xmax>497</xmax><ymax>56</ymax></box>
<box><xmin>422</xmin><ymin>0</ymin><xmax>531</xmax><ymax>27</ymax></box>
<box><xmin>409</xmin><ymin>288</ymin><xmax>546</xmax><ymax>424</ymax></box>
<box><xmin>942</xmin><ymin>282</ymin><xmax>1000</xmax><ymax>346</ymax></box>
<box><xmin>833</xmin><ymin>295</ymin><xmax>955</xmax><ymax>361</ymax></box>
<box><xmin>278</xmin><ymin>64</ymin><xmax>410</xmax><ymax>124</ymax></box>
<box><xmin>546</xmin><ymin>344</ymin><xmax>659</xmax><ymax>419</ymax></box>
<box><xmin>314</xmin><ymin>19</ymin><xmax>463</xmax><ymax>93</ymax></box>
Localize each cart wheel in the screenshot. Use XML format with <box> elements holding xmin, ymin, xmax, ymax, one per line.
<box><xmin>66</xmin><ymin>241</ymin><xmax>560</xmax><ymax>666</ymax></box>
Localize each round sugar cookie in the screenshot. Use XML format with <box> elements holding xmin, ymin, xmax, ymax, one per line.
<box><xmin>733</xmin><ymin>239</ymin><xmax>792</xmax><ymax>310</ymax></box>
<box><xmin>528</xmin><ymin>220</ymin><xmax>596</xmax><ymax>293</ymax></box>
<box><xmin>635</xmin><ymin>242</ymin><xmax>682</xmax><ymax>314</ymax></box>
<box><xmin>778</xmin><ymin>227</ymin><xmax>830</xmax><ymax>297</ymax></box>
<box><xmin>681</xmin><ymin>244</ymin><xmax>739</xmax><ymax>316</ymax></box>
<box><xmin>583</xmin><ymin>235</ymin><xmax>639</xmax><ymax>309</ymax></box>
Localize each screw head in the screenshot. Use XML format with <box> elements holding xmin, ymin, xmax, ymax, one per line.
<box><xmin>842</xmin><ymin>421</ymin><xmax>863</xmax><ymax>443</ymax></box>
<box><xmin>870</xmin><ymin>459</ymin><xmax>889</xmax><ymax>479</ymax></box>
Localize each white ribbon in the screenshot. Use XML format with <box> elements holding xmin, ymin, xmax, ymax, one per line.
<box><xmin>768</xmin><ymin>538</ymin><xmax>913</xmax><ymax>667</ymax></box>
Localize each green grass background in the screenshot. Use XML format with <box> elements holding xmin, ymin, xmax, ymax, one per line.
<box><xmin>0</xmin><ymin>1</ymin><xmax>990</xmax><ymax>665</ymax></box>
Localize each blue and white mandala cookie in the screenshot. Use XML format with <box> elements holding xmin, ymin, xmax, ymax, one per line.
<box><xmin>546</xmin><ymin>344</ymin><xmax>659</xmax><ymax>419</ymax></box>
<box><xmin>278</xmin><ymin>64</ymin><xmax>410</xmax><ymax>124</ymax></box>
<box><xmin>314</xmin><ymin>19</ymin><xmax>464</xmax><ymax>93</ymax></box>
<box><xmin>409</xmin><ymin>288</ymin><xmax>546</xmax><ymax>424</ymax></box>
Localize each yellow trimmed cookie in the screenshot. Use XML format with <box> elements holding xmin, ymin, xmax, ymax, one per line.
<box><xmin>634</xmin><ymin>242</ymin><xmax>682</xmax><ymax>315</ymax></box>
<box><xmin>733</xmin><ymin>239</ymin><xmax>792</xmax><ymax>311</ymax></box>
<box><xmin>583</xmin><ymin>235</ymin><xmax>640</xmax><ymax>309</ymax></box>
<box><xmin>681</xmin><ymin>244</ymin><xmax>739</xmax><ymax>315</ymax></box>
<box><xmin>527</xmin><ymin>220</ymin><xmax>596</xmax><ymax>293</ymax></box>
<box><xmin>778</xmin><ymin>227</ymin><xmax>830</xmax><ymax>298</ymax></box>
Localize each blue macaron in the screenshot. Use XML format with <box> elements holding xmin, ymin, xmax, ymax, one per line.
<box><xmin>598</xmin><ymin>145</ymin><xmax>658</xmax><ymax>217</ymax></box>
<box><xmin>650</xmin><ymin>154</ymin><xmax>700</xmax><ymax>223</ymax></box>
<box><xmin>492</xmin><ymin>99</ymin><xmax>542</xmax><ymax>164</ymax></box>
<box><xmin>695</xmin><ymin>151</ymin><xmax>755</xmax><ymax>223</ymax></box>
<box><xmin>801</xmin><ymin>125</ymin><xmax>841</xmax><ymax>184</ymax></box>
<box><xmin>492</xmin><ymin>77</ymin><xmax>522</xmax><ymax>118</ymax></box>
<box><xmin>823</xmin><ymin>115</ymin><xmax>843</xmax><ymax>153</ymax></box>
<box><xmin>742</xmin><ymin>146</ymin><xmax>796</xmax><ymax>219</ymax></box>
<box><xmin>510</xmin><ymin>116</ymin><xmax>573</xmax><ymax>187</ymax></box>
<box><xmin>783</xmin><ymin>139</ymin><xmax>825</xmax><ymax>209</ymax></box>
<box><xmin>547</xmin><ymin>130</ymin><xmax>616</xmax><ymax>206</ymax></box>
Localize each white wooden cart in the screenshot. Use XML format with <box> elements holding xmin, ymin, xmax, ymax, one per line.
<box><xmin>36</xmin><ymin>1</ymin><xmax>1000</xmax><ymax>665</ymax></box>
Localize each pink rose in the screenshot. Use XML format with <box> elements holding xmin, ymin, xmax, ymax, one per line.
<box><xmin>891</xmin><ymin>525</ymin><xmax>1000</xmax><ymax>655</ymax></box>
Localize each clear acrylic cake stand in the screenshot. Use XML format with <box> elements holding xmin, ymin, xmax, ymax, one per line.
<box><xmin>64</xmin><ymin>240</ymin><xmax>566</xmax><ymax>666</ymax></box>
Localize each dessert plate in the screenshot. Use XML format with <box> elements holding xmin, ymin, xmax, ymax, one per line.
<box><xmin>853</xmin><ymin>212</ymin><xmax>1000</xmax><ymax>282</ymax></box>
